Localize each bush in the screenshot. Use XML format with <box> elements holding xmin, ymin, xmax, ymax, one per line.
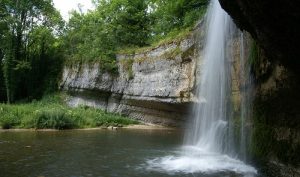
<box><xmin>0</xmin><ymin>106</ymin><xmax>21</xmax><ymax>129</ymax></box>
<box><xmin>33</xmin><ymin>109</ymin><xmax>74</xmax><ymax>129</ymax></box>
<box><xmin>0</xmin><ymin>113</ymin><xmax>18</xmax><ymax>129</ymax></box>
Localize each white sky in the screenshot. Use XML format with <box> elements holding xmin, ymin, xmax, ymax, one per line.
<box><xmin>53</xmin><ymin>0</ymin><xmax>95</xmax><ymax>21</ymax></box>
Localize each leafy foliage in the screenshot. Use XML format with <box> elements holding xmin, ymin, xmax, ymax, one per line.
<box><xmin>149</xmin><ymin>0</ymin><xmax>208</xmax><ymax>42</ymax></box>
<box><xmin>63</xmin><ymin>0</ymin><xmax>151</xmax><ymax>71</ymax></box>
<box><xmin>0</xmin><ymin>62</ymin><xmax>6</xmax><ymax>102</ymax></box>
<box><xmin>0</xmin><ymin>0</ymin><xmax>64</xmax><ymax>103</ymax></box>
<box><xmin>63</xmin><ymin>10</ymin><xmax>118</xmax><ymax>72</ymax></box>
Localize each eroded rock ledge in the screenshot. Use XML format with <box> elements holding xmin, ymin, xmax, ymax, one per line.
<box><xmin>60</xmin><ymin>34</ymin><xmax>201</xmax><ymax>126</ymax></box>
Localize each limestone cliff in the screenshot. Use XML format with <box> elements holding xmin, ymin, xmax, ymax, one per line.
<box><xmin>60</xmin><ymin>32</ymin><xmax>201</xmax><ymax>126</ymax></box>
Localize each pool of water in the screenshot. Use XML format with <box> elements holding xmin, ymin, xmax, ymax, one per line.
<box><xmin>0</xmin><ymin>129</ymin><xmax>256</xmax><ymax>177</ymax></box>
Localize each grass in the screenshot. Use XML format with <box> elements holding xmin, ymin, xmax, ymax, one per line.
<box><xmin>0</xmin><ymin>93</ymin><xmax>138</xmax><ymax>130</ymax></box>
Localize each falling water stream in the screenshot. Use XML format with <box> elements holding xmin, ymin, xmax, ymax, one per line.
<box><xmin>146</xmin><ymin>0</ymin><xmax>257</xmax><ymax>176</ymax></box>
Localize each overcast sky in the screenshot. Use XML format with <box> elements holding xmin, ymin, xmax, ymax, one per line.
<box><xmin>53</xmin><ymin>0</ymin><xmax>94</xmax><ymax>20</ymax></box>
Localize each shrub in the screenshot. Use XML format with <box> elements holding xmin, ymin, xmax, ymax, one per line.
<box><xmin>0</xmin><ymin>113</ymin><xmax>18</xmax><ymax>129</ymax></box>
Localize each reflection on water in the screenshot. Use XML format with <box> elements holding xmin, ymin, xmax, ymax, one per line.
<box><xmin>1</xmin><ymin>129</ymin><xmax>254</xmax><ymax>177</ymax></box>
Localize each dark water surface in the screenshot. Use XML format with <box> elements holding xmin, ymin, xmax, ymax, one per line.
<box><xmin>0</xmin><ymin>129</ymin><xmax>249</xmax><ymax>177</ymax></box>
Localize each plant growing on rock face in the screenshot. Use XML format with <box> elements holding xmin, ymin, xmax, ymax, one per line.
<box><xmin>120</xmin><ymin>58</ymin><xmax>135</xmax><ymax>80</ymax></box>
<box><xmin>162</xmin><ymin>47</ymin><xmax>182</xmax><ymax>60</ymax></box>
<box><xmin>251</xmin><ymin>80</ymin><xmax>300</xmax><ymax>166</ymax></box>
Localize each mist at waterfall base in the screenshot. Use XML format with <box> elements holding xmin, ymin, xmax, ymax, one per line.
<box><xmin>145</xmin><ymin>0</ymin><xmax>257</xmax><ymax>176</ymax></box>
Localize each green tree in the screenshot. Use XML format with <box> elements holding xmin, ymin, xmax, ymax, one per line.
<box><xmin>64</xmin><ymin>10</ymin><xmax>117</xmax><ymax>70</ymax></box>
<box><xmin>96</xmin><ymin>0</ymin><xmax>150</xmax><ymax>47</ymax></box>
<box><xmin>0</xmin><ymin>0</ymin><xmax>64</xmax><ymax>102</ymax></box>
<box><xmin>0</xmin><ymin>60</ymin><xmax>6</xmax><ymax>102</ymax></box>
<box><xmin>25</xmin><ymin>26</ymin><xmax>64</xmax><ymax>99</ymax></box>
<box><xmin>149</xmin><ymin>0</ymin><xmax>208</xmax><ymax>39</ymax></box>
<box><xmin>63</xmin><ymin>0</ymin><xmax>208</xmax><ymax>69</ymax></box>
<box><xmin>64</xmin><ymin>0</ymin><xmax>151</xmax><ymax>71</ymax></box>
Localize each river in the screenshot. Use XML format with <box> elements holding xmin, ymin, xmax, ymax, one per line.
<box><xmin>0</xmin><ymin>129</ymin><xmax>254</xmax><ymax>177</ymax></box>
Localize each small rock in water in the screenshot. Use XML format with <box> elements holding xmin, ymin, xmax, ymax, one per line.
<box><xmin>112</xmin><ymin>127</ymin><xmax>118</xmax><ymax>130</ymax></box>
<box><xmin>107</xmin><ymin>126</ymin><xmax>118</xmax><ymax>130</ymax></box>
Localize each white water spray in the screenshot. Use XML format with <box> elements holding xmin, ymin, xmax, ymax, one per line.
<box><xmin>146</xmin><ymin>0</ymin><xmax>257</xmax><ymax>175</ymax></box>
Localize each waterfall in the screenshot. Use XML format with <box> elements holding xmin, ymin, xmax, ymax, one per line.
<box><xmin>146</xmin><ymin>0</ymin><xmax>257</xmax><ymax>175</ymax></box>
<box><xmin>239</xmin><ymin>32</ymin><xmax>254</xmax><ymax>162</ymax></box>
<box><xmin>185</xmin><ymin>0</ymin><xmax>234</xmax><ymax>154</ymax></box>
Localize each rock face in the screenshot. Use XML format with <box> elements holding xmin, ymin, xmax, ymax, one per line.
<box><xmin>60</xmin><ymin>32</ymin><xmax>201</xmax><ymax>126</ymax></box>
<box><xmin>217</xmin><ymin>1</ymin><xmax>300</xmax><ymax>176</ymax></box>
<box><xmin>251</xmin><ymin>52</ymin><xmax>300</xmax><ymax>177</ymax></box>
<box><xmin>218</xmin><ymin>0</ymin><xmax>300</xmax><ymax>71</ymax></box>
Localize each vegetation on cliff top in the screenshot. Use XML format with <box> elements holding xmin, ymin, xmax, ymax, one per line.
<box><xmin>63</xmin><ymin>0</ymin><xmax>207</xmax><ymax>66</ymax></box>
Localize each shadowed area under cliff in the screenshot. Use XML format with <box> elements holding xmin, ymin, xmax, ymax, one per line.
<box><xmin>218</xmin><ymin>0</ymin><xmax>300</xmax><ymax>72</ymax></box>
<box><xmin>217</xmin><ymin>1</ymin><xmax>300</xmax><ymax>176</ymax></box>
